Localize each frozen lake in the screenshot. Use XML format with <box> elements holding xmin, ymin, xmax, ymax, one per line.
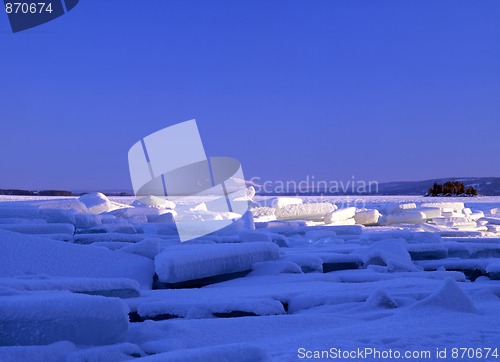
<box><xmin>0</xmin><ymin>193</ymin><xmax>499</xmax><ymax>361</ymax></box>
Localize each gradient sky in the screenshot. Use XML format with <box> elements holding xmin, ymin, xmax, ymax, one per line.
<box><xmin>1</xmin><ymin>0</ymin><xmax>499</xmax><ymax>191</ymax></box>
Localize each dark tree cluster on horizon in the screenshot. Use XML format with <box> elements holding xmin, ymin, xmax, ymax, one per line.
<box><xmin>427</xmin><ymin>181</ymin><xmax>478</xmax><ymax>197</ymax></box>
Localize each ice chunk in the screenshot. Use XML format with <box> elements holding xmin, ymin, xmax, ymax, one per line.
<box><xmin>421</xmin><ymin>202</ymin><xmax>465</xmax><ymax>212</ymax></box>
<box><xmin>72</xmin><ymin>233</ymin><xmax>146</xmax><ymax>245</ymax></box>
<box><xmin>74</xmin><ymin>213</ymin><xmax>102</xmax><ymax>229</ymax></box>
<box><xmin>250</xmin><ymin>206</ymin><xmax>275</xmax><ymax>219</ymax></box>
<box><xmin>37</xmin><ymin>199</ymin><xmax>87</xmax><ymax>213</ymax></box>
<box><xmin>147</xmin><ymin>212</ymin><xmax>176</xmax><ymax>224</ymax></box>
<box><xmin>258</xmin><ymin>197</ymin><xmax>303</xmax><ymax>208</ymax></box>
<box><xmin>417</xmin><ymin>207</ymin><xmax>442</xmax><ymax>220</ymax></box>
<box><xmin>281</xmin><ymin>253</ymin><xmax>323</xmax><ymax>273</ymax></box>
<box><xmin>407</xmin><ymin>243</ymin><xmax>448</xmax><ymax>260</ymax></box>
<box><xmin>486</xmin><ymin>261</ymin><xmax>500</xmax><ymax>280</ymax></box>
<box><xmin>78</xmin><ymin>193</ymin><xmax>114</xmax><ymax>214</ymax></box>
<box><xmin>386</xmin><ymin>211</ymin><xmax>426</xmax><ymax>225</ymax></box>
<box><xmin>304</xmin><ymin>229</ymin><xmax>337</xmax><ymax>242</ymax></box>
<box><xmin>366</xmin><ymin>289</ymin><xmax>398</xmax><ymax>309</ymax></box>
<box><xmin>468</xmin><ymin>211</ymin><xmax>485</xmax><ymax>221</ymax></box>
<box><xmin>433</xmin><ymin>216</ymin><xmax>469</xmax><ymax>227</ymax></box>
<box><xmin>155</xmin><ymin>242</ymin><xmax>279</xmax><ymax>283</ymax></box>
<box><xmin>255</xmin><ymin>220</ymin><xmax>309</xmax><ymax>229</ymax></box>
<box><xmin>487</xmin><ymin>225</ymin><xmax>500</xmax><ymax>233</ymax></box>
<box><xmin>0</xmin><ymin>292</ymin><xmax>129</xmax><ymax>346</ymax></box>
<box><xmin>0</xmin><ymin>229</ymin><xmax>154</xmax><ymax>288</ymax></box>
<box><xmin>386</xmin><ymin>203</ymin><xmax>417</xmax><ymax>214</ymax></box>
<box><xmin>325</xmin><ymin>218</ymin><xmax>356</xmax><ymax>226</ymax></box>
<box><xmin>0</xmin><ymin>218</ymin><xmax>47</xmax><ymax>225</ymax></box>
<box><xmin>0</xmin><ymin>208</ymin><xmax>41</xmax><ymax>219</ymax></box>
<box><xmin>275</xmin><ymin>203</ymin><xmax>335</xmax><ymax>221</ymax></box>
<box><xmin>38</xmin><ymin>209</ymin><xmax>76</xmax><ymax>225</ymax></box>
<box><xmin>239</xmin><ymin>230</ymin><xmax>273</xmax><ymax>243</ymax></box>
<box><xmin>107</xmin><ymin>207</ymin><xmax>161</xmax><ymax>219</ymax></box>
<box><xmin>249</xmin><ymin>260</ymin><xmax>302</xmax><ymax>276</ymax></box>
<box><xmin>355</xmin><ymin>239</ymin><xmax>418</xmax><ymax>272</ymax></box>
<box><xmin>414</xmin><ymin>278</ymin><xmax>475</xmax><ymax>312</ymax></box>
<box><xmin>324</xmin><ymin>207</ymin><xmax>356</xmax><ymax>224</ymax></box>
<box><xmin>354</xmin><ymin>209</ymin><xmax>380</xmax><ymax>225</ymax></box>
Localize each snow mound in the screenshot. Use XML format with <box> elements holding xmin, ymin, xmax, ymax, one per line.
<box><xmin>414</xmin><ymin>278</ymin><xmax>476</xmax><ymax>313</ymax></box>
<box><xmin>366</xmin><ymin>289</ymin><xmax>398</xmax><ymax>309</ymax></box>
<box><xmin>121</xmin><ymin>238</ymin><xmax>162</xmax><ymax>259</ymax></box>
<box><xmin>0</xmin><ymin>292</ymin><xmax>129</xmax><ymax>346</ymax></box>
<box><xmin>132</xmin><ymin>195</ymin><xmax>176</xmax><ymax>210</ymax></box>
<box><xmin>78</xmin><ymin>193</ymin><xmax>114</xmax><ymax>214</ymax></box>
<box><xmin>0</xmin><ymin>229</ymin><xmax>154</xmax><ymax>289</ymax></box>
<box><xmin>155</xmin><ymin>242</ymin><xmax>280</xmax><ymax>283</ymax></box>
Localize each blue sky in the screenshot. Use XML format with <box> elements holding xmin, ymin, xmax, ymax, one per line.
<box><xmin>1</xmin><ymin>0</ymin><xmax>499</xmax><ymax>191</ymax></box>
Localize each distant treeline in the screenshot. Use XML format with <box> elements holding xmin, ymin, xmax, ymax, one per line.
<box><xmin>426</xmin><ymin>181</ymin><xmax>478</xmax><ymax>197</ymax></box>
<box><xmin>0</xmin><ymin>189</ymin><xmax>73</xmax><ymax>196</ymax></box>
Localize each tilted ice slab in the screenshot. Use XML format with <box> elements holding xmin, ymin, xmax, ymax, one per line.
<box><xmin>0</xmin><ymin>291</ymin><xmax>129</xmax><ymax>346</ymax></box>
<box><xmin>0</xmin><ymin>223</ymin><xmax>75</xmax><ymax>235</ymax></box>
<box><xmin>0</xmin><ymin>229</ymin><xmax>154</xmax><ymax>289</ymax></box>
<box><xmin>136</xmin><ymin>296</ymin><xmax>285</xmax><ymax>319</ymax></box>
<box><xmin>154</xmin><ymin>242</ymin><xmax>280</xmax><ymax>283</ymax></box>
<box><xmin>480</xmin><ymin>217</ymin><xmax>500</xmax><ymax>225</ymax></box>
<box><xmin>324</xmin><ymin>207</ymin><xmax>356</xmax><ymax>224</ymax></box>
<box><xmin>0</xmin><ymin>276</ymin><xmax>141</xmax><ymax>298</ymax></box>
